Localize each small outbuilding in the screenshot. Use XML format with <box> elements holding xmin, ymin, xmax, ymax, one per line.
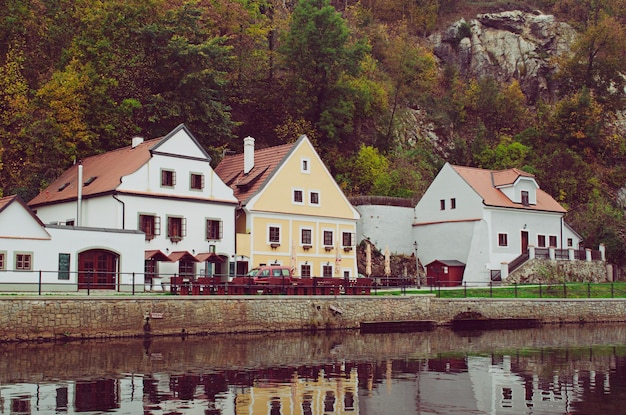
<box><xmin>426</xmin><ymin>260</ymin><xmax>466</xmax><ymax>287</ymax></box>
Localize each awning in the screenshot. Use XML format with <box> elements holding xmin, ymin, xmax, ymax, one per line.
<box><xmin>168</xmin><ymin>251</ymin><xmax>200</xmax><ymax>262</ymax></box>
<box><xmin>145</xmin><ymin>250</ymin><xmax>172</xmax><ymax>261</ymax></box>
<box><xmin>195</xmin><ymin>252</ymin><xmax>226</xmax><ymax>263</ymax></box>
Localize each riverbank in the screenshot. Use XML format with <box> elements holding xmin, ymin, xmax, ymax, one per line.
<box><xmin>2</xmin><ymin>295</ymin><xmax>626</xmax><ymax>342</ymax></box>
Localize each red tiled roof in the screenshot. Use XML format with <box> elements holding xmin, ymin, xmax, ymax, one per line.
<box><xmin>451</xmin><ymin>165</ymin><xmax>566</xmax><ymax>213</ymax></box>
<box><xmin>145</xmin><ymin>250</ymin><xmax>172</xmax><ymax>261</ymax></box>
<box><xmin>195</xmin><ymin>252</ymin><xmax>226</xmax><ymax>263</ymax></box>
<box><xmin>168</xmin><ymin>251</ymin><xmax>200</xmax><ymax>262</ymax></box>
<box><xmin>214</xmin><ymin>141</ymin><xmax>295</xmax><ymax>204</ymax></box>
<box><xmin>29</xmin><ymin>138</ymin><xmax>160</xmax><ymax>207</ymax></box>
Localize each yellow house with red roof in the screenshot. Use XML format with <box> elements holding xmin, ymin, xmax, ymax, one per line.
<box><xmin>215</xmin><ymin>136</ymin><xmax>360</xmax><ymax>279</ymax></box>
<box><xmin>413</xmin><ymin>163</ymin><xmax>583</xmax><ymax>285</ymax></box>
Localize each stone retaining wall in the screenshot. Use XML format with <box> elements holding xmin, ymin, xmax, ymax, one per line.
<box><xmin>1</xmin><ymin>296</ymin><xmax>626</xmax><ymax>342</ymax></box>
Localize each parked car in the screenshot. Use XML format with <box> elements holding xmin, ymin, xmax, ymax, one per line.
<box><xmin>246</xmin><ymin>265</ymin><xmax>293</xmax><ymax>283</ymax></box>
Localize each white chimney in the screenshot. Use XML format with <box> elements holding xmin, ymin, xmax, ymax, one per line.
<box><xmin>243</xmin><ymin>136</ymin><xmax>255</xmax><ymax>174</ymax></box>
<box><xmin>131</xmin><ymin>136</ymin><xmax>144</xmax><ymax>148</ymax></box>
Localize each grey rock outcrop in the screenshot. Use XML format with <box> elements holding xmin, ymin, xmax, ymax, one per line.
<box><xmin>431</xmin><ymin>10</ymin><xmax>578</xmax><ymax>103</ymax></box>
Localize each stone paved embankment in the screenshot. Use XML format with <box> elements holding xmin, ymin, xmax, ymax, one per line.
<box><xmin>1</xmin><ymin>295</ymin><xmax>625</xmax><ymax>342</ymax></box>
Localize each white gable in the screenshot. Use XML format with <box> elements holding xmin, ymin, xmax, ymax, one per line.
<box><xmin>0</xmin><ymin>200</ymin><xmax>49</xmax><ymax>240</ymax></box>
<box><xmin>151</xmin><ymin>124</ymin><xmax>211</xmax><ymax>161</ymax></box>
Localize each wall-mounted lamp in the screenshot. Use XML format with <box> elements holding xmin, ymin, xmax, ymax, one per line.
<box><xmin>165</xmin><ymin>248</ymin><xmax>169</xmax><ymax>253</ymax></box>
<box><xmin>305</xmin><ymin>261</ymin><xmax>308</xmax><ymax>265</ymax></box>
<box><xmin>326</xmin><ymin>262</ymin><xmax>330</xmax><ymax>266</ymax></box>
<box><xmin>523</xmin><ymin>224</ymin><xmax>527</xmax><ymax>229</ymax></box>
<box><xmin>192</xmin><ymin>249</ymin><xmax>195</xmax><ymax>255</ymax></box>
<box><xmin>274</xmin><ymin>259</ymin><xmax>279</xmax><ymax>264</ymax></box>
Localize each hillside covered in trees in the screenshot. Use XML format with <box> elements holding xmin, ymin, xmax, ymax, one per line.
<box><xmin>1</xmin><ymin>0</ymin><xmax>626</xmax><ymax>265</ymax></box>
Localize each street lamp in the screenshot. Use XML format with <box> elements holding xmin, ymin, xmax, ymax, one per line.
<box><xmin>413</xmin><ymin>241</ymin><xmax>420</xmax><ymax>289</ymax></box>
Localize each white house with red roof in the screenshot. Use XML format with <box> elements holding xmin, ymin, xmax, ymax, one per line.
<box><xmin>413</xmin><ymin>163</ymin><xmax>582</xmax><ymax>285</ymax></box>
<box><xmin>28</xmin><ymin>124</ymin><xmax>238</xmax><ymax>289</ymax></box>
<box><xmin>0</xmin><ymin>195</ymin><xmax>144</xmax><ymax>291</ymax></box>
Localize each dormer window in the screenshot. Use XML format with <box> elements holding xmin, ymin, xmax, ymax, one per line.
<box><xmin>521</xmin><ymin>190</ymin><xmax>529</xmax><ymax>206</ymax></box>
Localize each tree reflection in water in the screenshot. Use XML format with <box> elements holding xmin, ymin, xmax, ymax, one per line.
<box><xmin>1</xmin><ymin>324</ymin><xmax>626</xmax><ymax>414</ymax></box>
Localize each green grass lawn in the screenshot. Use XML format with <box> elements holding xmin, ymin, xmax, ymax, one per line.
<box><xmin>375</xmin><ymin>282</ymin><xmax>626</xmax><ymax>299</ymax></box>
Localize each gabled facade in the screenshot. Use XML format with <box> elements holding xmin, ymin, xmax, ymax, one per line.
<box><xmin>29</xmin><ymin>124</ymin><xmax>238</xmax><ymax>287</ymax></box>
<box><xmin>0</xmin><ymin>195</ymin><xmax>144</xmax><ymax>291</ymax></box>
<box><xmin>413</xmin><ymin>163</ymin><xmax>582</xmax><ymax>284</ymax></box>
<box><xmin>215</xmin><ymin>136</ymin><xmax>360</xmax><ymax>279</ymax></box>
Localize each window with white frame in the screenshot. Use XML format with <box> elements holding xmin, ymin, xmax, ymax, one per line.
<box><xmin>323</xmin><ymin>230</ymin><xmax>334</xmax><ymax>247</ymax></box>
<box><xmin>0</xmin><ymin>251</ymin><xmax>5</xmax><ymax>270</ymax></box>
<box><xmin>450</xmin><ymin>198</ymin><xmax>456</xmax><ymax>209</ymax></box>
<box><xmin>15</xmin><ymin>252</ymin><xmax>32</xmax><ymax>271</ymax></box>
<box><xmin>440</xmin><ymin>199</ymin><xmax>445</xmax><ymax>210</ymax></box>
<box><xmin>268</xmin><ymin>226</ymin><xmax>281</xmax><ymax>245</ymax></box>
<box><xmin>301</xmin><ymin>228</ymin><xmax>312</xmax><ymax>246</ymax></box>
<box><xmin>549</xmin><ymin>235</ymin><xmax>557</xmax><ymax>248</ymax></box>
<box><xmin>293</xmin><ymin>189</ymin><xmax>304</xmax><ymax>204</ymax></box>
<box><xmin>342</xmin><ymin>232</ymin><xmax>354</xmax><ymax>249</ymax></box>
<box><xmin>567</xmin><ymin>238</ymin><xmax>573</xmax><ymax>247</ymax></box>
<box><xmin>309</xmin><ymin>191</ymin><xmax>320</xmax><ymax>206</ymax></box>
<box><xmin>301</xmin><ymin>263</ymin><xmax>311</xmax><ymax>277</ymax></box>
<box><xmin>521</xmin><ymin>190</ymin><xmax>529</xmax><ymax>206</ymax></box>
<box><xmin>498</xmin><ymin>233</ymin><xmax>508</xmax><ymax>247</ymax></box>
<box><xmin>322</xmin><ymin>264</ymin><xmax>332</xmax><ymax>277</ymax></box>
<box><xmin>301</xmin><ymin>158</ymin><xmax>310</xmax><ymax>173</ymax></box>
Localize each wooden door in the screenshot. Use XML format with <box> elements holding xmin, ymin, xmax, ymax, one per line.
<box><xmin>78</xmin><ymin>250</ymin><xmax>119</xmax><ymax>289</ymax></box>
<box><xmin>521</xmin><ymin>230</ymin><xmax>529</xmax><ymax>254</ymax></box>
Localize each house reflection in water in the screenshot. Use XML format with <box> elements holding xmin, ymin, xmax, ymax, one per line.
<box><xmin>0</xmin><ymin>345</ymin><xmax>621</xmax><ymax>414</ymax></box>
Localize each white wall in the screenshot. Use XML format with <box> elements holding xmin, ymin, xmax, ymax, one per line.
<box><xmin>355</xmin><ymin>204</ymin><xmax>415</xmax><ymax>254</ymax></box>
<box><xmin>0</xmin><ymin>225</ymin><xmax>144</xmax><ymax>290</ymax></box>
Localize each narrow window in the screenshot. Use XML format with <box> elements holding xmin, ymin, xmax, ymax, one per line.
<box><xmin>15</xmin><ymin>253</ymin><xmax>32</xmax><ymax>270</ymax></box>
<box><xmin>310</xmin><ymin>191</ymin><xmax>320</xmax><ymax>205</ymax></box>
<box><xmin>0</xmin><ymin>252</ymin><xmax>4</xmax><ymax>270</ymax></box>
<box><xmin>450</xmin><ymin>198</ymin><xmax>456</xmax><ymax>209</ymax></box>
<box><xmin>323</xmin><ymin>230</ymin><xmax>333</xmax><ymax>246</ymax></box>
<box><xmin>440</xmin><ymin>199</ymin><xmax>446</xmax><ymax>210</ymax></box>
<box><xmin>139</xmin><ymin>214</ymin><xmax>160</xmax><ymax>240</ymax></box>
<box><xmin>301</xmin><ymin>158</ymin><xmax>310</xmax><ymax>173</ymax></box>
<box><xmin>342</xmin><ymin>232</ymin><xmax>353</xmax><ymax>248</ymax></box>
<box><xmin>161</xmin><ymin>169</ymin><xmax>175</xmax><ymax>187</ymax></box>
<box><xmin>549</xmin><ymin>235</ymin><xmax>557</xmax><ymax>248</ymax></box>
<box><xmin>293</xmin><ymin>189</ymin><xmax>303</xmax><ymax>203</ymax></box>
<box><xmin>167</xmin><ymin>216</ymin><xmax>185</xmax><ymax>241</ymax></box>
<box><xmin>206</xmin><ymin>219</ymin><xmax>223</xmax><ymax>240</ymax></box>
<box><xmin>322</xmin><ymin>264</ymin><xmax>333</xmax><ymax>278</ymax></box>
<box><xmin>521</xmin><ymin>190</ymin><xmax>529</xmax><ymax>206</ymax></box>
<box><xmin>190</xmin><ymin>173</ymin><xmax>204</xmax><ymax>190</ymax></box>
<box><xmin>269</xmin><ymin>226</ymin><xmax>280</xmax><ymax>244</ymax></box>
<box><xmin>537</xmin><ymin>235</ymin><xmax>546</xmax><ymax>247</ymax></box>
<box><xmin>301</xmin><ymin>264</ymin><xmax>311</xmax><ymax>277</ymax></box>
<box><xmin>498</xmin><ymin>233</ymin><xmax>508</xmax><ymax>247</ymax></box>
<box><xmin>567</xmin><ymin>238</ymin><xmax>573</xmax><ymax>247</ymax></box>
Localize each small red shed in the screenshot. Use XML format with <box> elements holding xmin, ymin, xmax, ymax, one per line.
<box><xmin>426</xmin><ymin>260</ymin><xmax>466</xmax><ymax>287</ymax></box>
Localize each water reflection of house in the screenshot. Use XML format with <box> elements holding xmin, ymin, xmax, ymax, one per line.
<box><xmin>234</xmin><ymin>365</ymin><xmax>358</xmax><ymax>415</ymax></box>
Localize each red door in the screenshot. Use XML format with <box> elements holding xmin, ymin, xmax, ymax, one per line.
<box><xmin>78</xmin><ymin>250</ymin><xmax>119</xmax><ymax>289</ymax></box>
<box><xmin>521</xmin><ymin>230</ymin><xmax>529</xmax><ymax>254</ymax></box>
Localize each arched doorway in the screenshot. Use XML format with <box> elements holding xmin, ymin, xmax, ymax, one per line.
<box><xmin>78</xmin><ymin>249</ymin><xmax>119</xmax><ymax>289</ymax></box>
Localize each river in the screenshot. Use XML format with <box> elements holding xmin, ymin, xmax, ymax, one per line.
<box><xmin>1</xmin><ymin>323</ymin><xmax>625</xmax><ymax>414</ymax></box>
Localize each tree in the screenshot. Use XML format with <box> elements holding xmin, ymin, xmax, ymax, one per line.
<box><xmin>279</xmin><ymin>0</ymin><xmax>369</xmax><ymax>145</ymax></box>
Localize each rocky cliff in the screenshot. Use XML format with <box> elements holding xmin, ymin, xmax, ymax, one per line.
<box><xmin>430</xmin><ymin>10</ymin><xmax>577</xmax><ymax>104</ymax></box>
